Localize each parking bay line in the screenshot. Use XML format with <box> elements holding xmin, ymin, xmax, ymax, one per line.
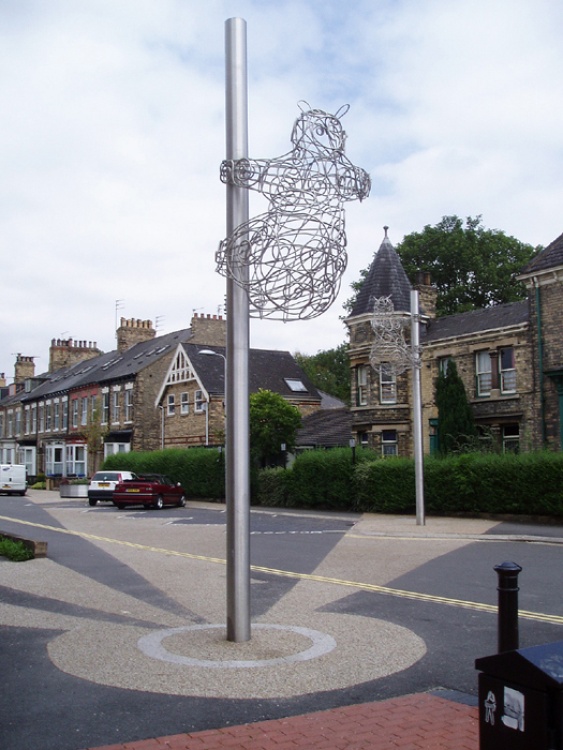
<box><xmin>2</xmin><ymin>515</ymin><xmax>562</xmax><ymax>627</ymax></box>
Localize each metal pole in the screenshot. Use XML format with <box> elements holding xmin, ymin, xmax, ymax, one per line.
<box><xmin>411</xmin><ymin>290</ymin><xmax>425</xmax><ymax>526</ymax></box>
<box><xmin>224</xmin><ymin>17</ymin><xmax>251</xmax><ymax>642</ymax></box>
<box><xmin>495</xmin><ymin>561</ymin><xmax>522</xmax><ymax>652</ymax></box>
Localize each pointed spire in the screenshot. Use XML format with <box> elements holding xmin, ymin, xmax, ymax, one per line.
<box><xmin>350</xmin><ymin>228</ymin><xmax>412</xmax><ymax>316</ymax></box>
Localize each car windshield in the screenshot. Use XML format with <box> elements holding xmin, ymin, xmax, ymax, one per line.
<box><xmin>92</xmin><ymin>472</ymin><xmax>120</xmax><ymax>481</ymax></box>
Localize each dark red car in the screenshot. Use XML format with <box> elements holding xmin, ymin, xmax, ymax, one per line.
<box><xmin>112</xmin><ymin>474</ymin><xmax>186</xmax><ymax>510</ymax></box>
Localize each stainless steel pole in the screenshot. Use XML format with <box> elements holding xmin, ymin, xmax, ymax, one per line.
<box><xmin>411</xmin><ymin>290</ymin><xmax>425</xmax><ymax>526</ymax></box>
<box><xmin>224</xmin><ymin>17</ymin><xmax>251</xmax><ymax>641</ymax></box>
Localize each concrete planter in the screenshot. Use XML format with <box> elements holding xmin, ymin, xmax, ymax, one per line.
<box><xmin>59</xmin><ymin>484</ymin><xmax>88</xmax><ymax>498</ymax></box>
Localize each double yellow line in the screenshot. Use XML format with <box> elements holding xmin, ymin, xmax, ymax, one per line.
<box><xmin>2</xmin><ymin>515</ymin><xmax>562</xmax><ymax>627</ymax></box>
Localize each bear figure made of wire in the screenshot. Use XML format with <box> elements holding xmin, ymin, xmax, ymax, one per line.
<box><xmin>216</xmin><ymin>103</ymin><xmax>371</xmax><ymax>320</ymax></box>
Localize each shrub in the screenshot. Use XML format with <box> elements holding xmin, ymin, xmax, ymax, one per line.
<box><xmin>0</xmin><ymin>536</ymin><xmax>34</xmax><ymax>562</ymax></box>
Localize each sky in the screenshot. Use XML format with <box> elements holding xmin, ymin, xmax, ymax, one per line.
<box><xmin>2</xmin><ymin>0</ymin><xmax>563</xmax><ymax>382</ymax></box>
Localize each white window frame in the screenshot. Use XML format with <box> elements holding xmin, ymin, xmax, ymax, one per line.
<box><xmin>81</xmin><ymin>397</ymin><xmax>88</xmax><ymax>426</ymax></box>
<box><xmin>53</xmin><ymin>401</ymin><xmax>60</xmax><ymax>432</ymax></box>
<box><xmin>72</xmin><ymin>399</ymin><xmax>79</xmax><ymax>428</ymax></box>
<box><xmin>476</xmin><ymin>351</ymin><xmax>492</xmax><ymax>397</ymax></box>
<box><xmin>181</xmin><ymin>392</ymin><xmax>189</xmax><ymax>415</ymax></box>
<box><xmin>167</xmin><ymin>394</ymin><xmax>176</xmax><ymax>416</ymax></box>
<box><xmin>111</xmin><ymin>390</ymin><xmax>120</xmax><ymax>424</ymax></box>
<box><xmin>194</xmin><ymin>390</ymin><xmax>205</xmax><ymax>413</ymax></box>
<box><xmin>356</xmin><ymin>365</ymin><xmax>369</xmax><ymax>406</ymax></box>
<box><xmin>500</xmin><ymin>347</ymin><xmax>516</xmax><ymax>394</ymax></box>
<box><xmin>45</xmin><ymin>443</ymin><xmax>64</xmax><ymax>476</ymax></box>
<box><xmin>65</xmin><ymin>444</ymin><xmax>87</xmax><ymax>477</ymax></box>
<box><xmin>380</xmin><ymin>365</ymin><xmax>397</xmax><ymax>405</ymax></box>
<box><xmin>124</xmin><ymin>389</ymin><xmax>133</xmax><ymax>422</ymax></box>
<box><xmin>381</xmin><ymin>429</ymin><xmax>398</xmax><ymax>457</ymax></box>
<box><xmin>101</xmin><ymin>391</ymin><xmax>110</xmax><ymax>424</ymax></box>
<box><xmin>62</xmin><ymin>399</ymin><xmax>68</xmax><ymax>431</ymax></box>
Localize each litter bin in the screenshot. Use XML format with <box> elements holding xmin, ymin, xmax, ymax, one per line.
<box><xmin>475</xmin><ymin>640</ymin><xmax>563</xmax><ymax>749</ymax></box>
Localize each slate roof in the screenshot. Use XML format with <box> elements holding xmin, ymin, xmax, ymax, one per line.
<box><xmin>296</xmin><ymin>407</ymin><xmax>352</xmax><ymax>448</ymax></box>
<box><xmin>421</xmin><ymin>300</ymin><xmax>529</xmax><ymax>343</ymax></box>
<box><xmin>183</xmin><ymin>344</ymin><xmax>322</xmax><ymax>402</ymax></box>
<box><xmin>351</xmin><ymin>229</ymin><xmax>412</xmax><ymax>316</ymax></box>
<box><xmin>520</xmin><ymin>231</ymin><xmax>563</xmax><ymax>275</ymax></box>
<box><xmin>18</xmin><ymin>328</ymin><xmax>193</xmax><ymax>402</ymax></box>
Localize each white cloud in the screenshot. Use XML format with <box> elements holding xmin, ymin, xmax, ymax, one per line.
<box><xmin>1</xmin><ymin>0</ymin><xmax>562</xmax><ymax>380</ymax></box>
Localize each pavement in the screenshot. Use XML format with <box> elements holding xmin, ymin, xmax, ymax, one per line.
<box><xmin>2</xmin><ymin>490</ymin><xmax>562</xmax><ymax>750</ymax></box>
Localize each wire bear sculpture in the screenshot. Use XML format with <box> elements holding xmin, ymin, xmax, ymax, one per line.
<box><xmin>369</xmin><ymin>295</ymin><xmax>421</xmax><ymax>376</ymax></box>
<box><xmin>216</xmin><ymin>102</ymin><xmax>371</xmax><ymax>320</ymax></box>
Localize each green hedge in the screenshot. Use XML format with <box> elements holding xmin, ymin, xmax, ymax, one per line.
<box><xmin>103</xmin><ymin>448</ymin><xmax>225</xmax><ymax>499</ymax></box>
<box><xmin>104</xmin><ymin>447</ymin><xmax>563</xmax><ymax>517</ymax></box>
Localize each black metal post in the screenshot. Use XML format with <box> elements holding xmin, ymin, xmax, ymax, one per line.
<box><xmin>494</xmin><ymin>561</ymin><xmax>522</xmax><ymax>653</ymax></box>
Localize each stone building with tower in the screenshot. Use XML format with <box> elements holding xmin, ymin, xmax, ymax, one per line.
<box><xmin>344</xmin><ymin>228</ymin><xmax>563</xmax><ymax>457</ymax></box>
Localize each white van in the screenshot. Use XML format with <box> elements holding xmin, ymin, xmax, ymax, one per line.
<box><xmin>0</xmin><ymin>464</ymin><xmax>27</xmax><ymax>496</ymax></box>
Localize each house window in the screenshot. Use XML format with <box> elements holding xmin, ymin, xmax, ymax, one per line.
<box><xmin>101</xmin><ymin>392</ymin><xmax>110</xmax><ymax>424</ymax></box>
<box><xmin>104</xmin><ymin>442</ymin><xmax>131</xmax><ymax>458</ymax></box>
<box><xmin>181</xmin><ymin>392</ymin><xmax>189</xmax><ymax>415</ymax></box>
<box><xmin>45</xmin><ymin>403</ymin><xmax>52</xmax><ymax>432</ymax></box>
<box><xmin>81</xmin><ymin>397</ymin><xmax>88</xmax><ymax>426</ymax></box>
<box><xmin>167</xmin><ymin>394</ymin><xmax>176</xmax><ymax>416</ymax></box>
<box><xmin>53</xmin><ymin>402</ymin><xmax>60</xmax><ymax>432</ymax></box>
<box><xmin>62</xmin><ymin>400</ymin><xmax>68</xmax><ymax>431</ymax></box>
<box><xmin>72</xmin><ymin>399</ymin><xmax>79</xmax><ymax>428</ymax></box>
<box><xmin>194</xmin><ymin>390</ymin><xmax>205</xmax><ymax>413</ymax></box>
<box><xmin>91</xmin><ymin>395</ymin><xmax>98</xmax><ymax>420</ymax></box>
<box><xmin>111</xmin><ymin>391</ymin><xmax>120</xmax><ymax>424</ymax></box>
<box><xmin>381</xmin><ymin>430</ymin><xmax>398</xmax><ymax>457</ymax></box>
<box><xmin>380</xmin><ymin>365</ymin><xmax>397</xmax><ymax>404</ymax></box>
<box><xmin>476</xmin><ymin>351</ymin><xmax>492</xmax><ymax>396</ymax></box>
<box><xmin>356</xmin><ymin>365</ymin><xmax>369</xmax><ymax>406</ymax></box>
<box><xmin>14</xmin><ymin>409</ymin><xmax>22</xmax><ymax>436</ymax></box>
<box><xmin>31</xmin><ymin>404</ymin><xmax>37</xmax><ymax>433</ymax></box>
<box><xmin>358</xmin><ymin>431</ymin><xmax>369</xmax><ymax>446</ymax></box>
<box><xmin>124</xmin><ymin>390</ymin><xmax>133</xmax><ymax>422</ymax></box>
<box><xmin>7</xmin><ymin>411</ymin><xmax>13</xmax><ymax>438</ymax></box>
<box><xmin>500</xmin><ymin>347</ymin><xmax>516</xmax><ymax>394</ymax></box>
<box><xmin>438</xmin><ymin>357</ymin><xmax>451</xmax><ymax>375</ymax></box>
<box><xmin>24</xmin><ymin>408</ymin><xmax>31</xmax><ymax>435</ymax></box>
<box><xmin>502</xmin><ymin>423</ymin><xmax>520</xmax><ymax>453</ymax></box>
<box><xmin>65</xmin><ymin>444</ymin><xmax>87</xmax><ymax>477</ymax></box>
<box><xmin>19</xmin><ymin>446</ymin><xmax>36</xmax><ymax>476</ymax></box>
<box><xmin>45</xmin><ymin>445</ymin><xmax>64</xmax><ymax>476</ymax></box>
<box><xmin>39</xmin><ymin>403</ymin><xmax>45</xmax><ymax>432</ymax></box>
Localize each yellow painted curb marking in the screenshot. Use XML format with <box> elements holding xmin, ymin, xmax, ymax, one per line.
<box><xmin>2</xmin><ymin>515</ymin><xmax>562</xmax><ymax>627</ymax></box>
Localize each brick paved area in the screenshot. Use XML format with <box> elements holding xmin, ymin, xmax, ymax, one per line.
<box><xmin>81</xmin><ymin>693</ymin><xmax>478</xmax><ymax>750</ymax></box>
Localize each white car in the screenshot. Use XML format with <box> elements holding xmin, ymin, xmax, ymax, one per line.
<box><xmin>88</xmin><ymin>470</ymin><xmax>137</xmax><ymax>506</ymax></box>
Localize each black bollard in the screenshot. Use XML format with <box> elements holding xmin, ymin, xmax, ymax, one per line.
<box><xmin>494</xmin><ymin>561</ymin><xmax>522</xmax><ymax>653</ymax></box>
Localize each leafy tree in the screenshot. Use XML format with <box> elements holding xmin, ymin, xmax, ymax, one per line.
<box><xmin>344</xmin><ymin>215</ymin><xmax>540</xmax><ymax>317</ymax></box>
<box><xmin>294</xmin><ymin>344</ymin><xmax>350</xmax><ymax>404</ymax></box>
<box><xmin>249</xmin><ymin>389</ymin><xmax>302</xmax><ymax>467</ymax></box>
<box><xmin>435</xmin><ymin>360</ymin><xmax>476</xmax><ymax>454</ymax></box>
<box><xmin>397</xmin><ymin>215</ymin><xmax>540</xmax><ymax>316</ymax></box>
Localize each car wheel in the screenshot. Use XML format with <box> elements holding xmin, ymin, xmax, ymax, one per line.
<box><xmin>89</xmin><ymin>498</ymin><xmax>98</xmax><ymax>507</ymax></box>
<box><xmin>153</xmin><ymin>495</ymin><xmax>164</xmax><ymax>510</ymax></box>
<box><xmin>116</xmin><ymin>504</ymin><xmax>125</xmax><ymax>510</ymax></box>
<box><xmin>177</xmin><ymin>495</ymin><xmax>186</xmax><ymax>508</ymax></box>
<box><xmin>143</xmin><ymin>503</ymin><xmax>151</xmax><ymax>510</ymax></box>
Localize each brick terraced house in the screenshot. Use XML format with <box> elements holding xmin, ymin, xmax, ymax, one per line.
<box><xmin>0</xmin><ymin>313</ymin><xmax>321</xmax><ymax>478</ymax></box>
